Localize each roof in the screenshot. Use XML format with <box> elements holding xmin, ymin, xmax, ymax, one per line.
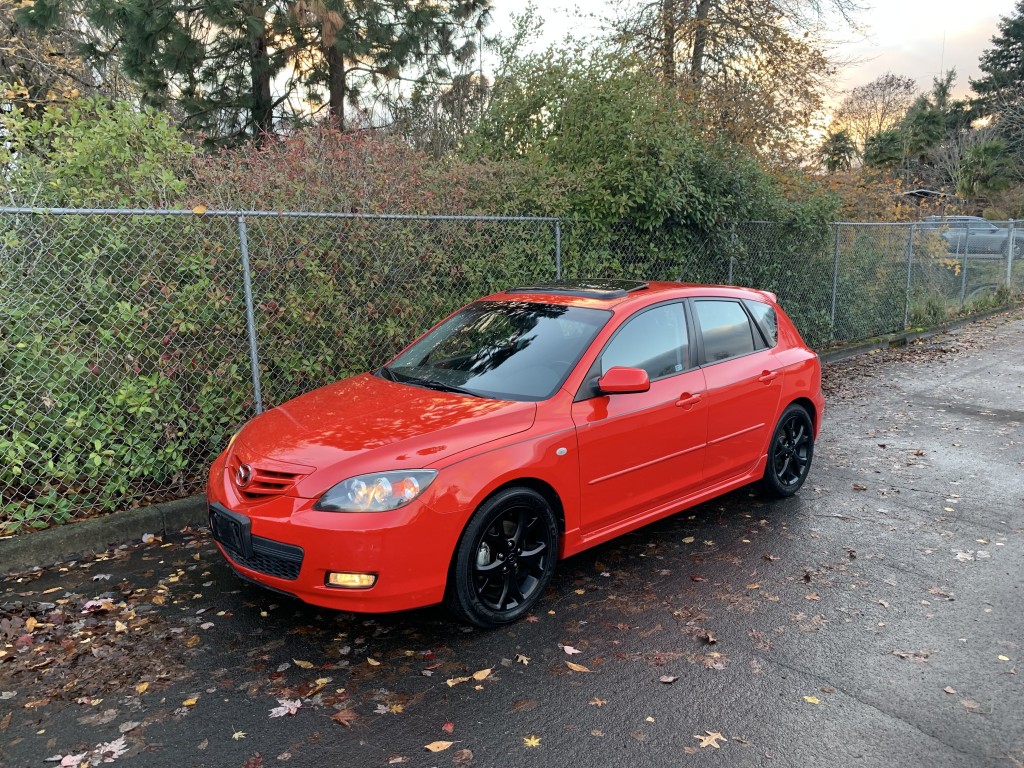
<box><xmin>486</xmin><ymin>281</ymin><xmax>777</xmax><ymax>309</ymax></box>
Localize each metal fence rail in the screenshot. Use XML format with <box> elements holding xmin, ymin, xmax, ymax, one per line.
<box><xmin>0</xmin><ymin>209</ymin><xmax>1019</xmax><ymax>533</ymax></box>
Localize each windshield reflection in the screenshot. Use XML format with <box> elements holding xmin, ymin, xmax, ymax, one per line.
<box><xmin>384</xmin><ymin>301</ymin><xmax>610</xmax><ymax>401</ymax></box>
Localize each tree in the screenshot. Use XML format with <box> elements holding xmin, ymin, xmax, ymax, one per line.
<box><xmin>288</xmin><ymin>0</ymin><xmax>491</xmax><ymax>130</ymax></box>
<box><xmin>863</xmin><ymin>128</ymin><xmax>904</xmax><ymax>170</ymax></box>
<box><xmin>19</xmin><ymin>0</ymin><xmax>490</xmax><ymax>143</ymax></box>
<box><xmin>958</xmin><ymin>138</ymin><xmax>1014</xmax><ymax>199</ymax></box>
<box><xmin>817</xmin><ymin>129</ymin><xmax>856</xmax><ymax>173</ymax></box>
<box><xmin>971</xmin><ymin>0</ymin><xmax>1024</xmax><ymax>114</ymax></box>
<box><xmin>0</xmin><ymin>0</ymin><xmax>130</xmax><ymax>114</ymax></box>
<box><xmin>831</xmin><ymin>72</ymin><xmax>917</xmax><ymax>156</ymax></box>
<box><xmin>608</xmin><ymin>0</ymin><xmax>851</xmax><ymax>163</ymax></box>
<box><xmin>469</xmin><ymin>46</ymin><xmax>833</xmax><ymax>232</ymax></box>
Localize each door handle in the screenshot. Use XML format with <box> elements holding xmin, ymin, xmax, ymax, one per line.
<box><xmin>758</xmin><ymin>370</ymin><xmax>779</xmax><ymax>384</ymax></box>
<box><xmin>675</xmin><ymin>392</ymin><xmax>702</xmax><ymax>408</ymax></box>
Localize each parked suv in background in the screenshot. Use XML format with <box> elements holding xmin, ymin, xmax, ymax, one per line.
<box><xmin>918</xmin><ymin>216</ymin><xmax>1021</xmax><ymax>257</ymax></box>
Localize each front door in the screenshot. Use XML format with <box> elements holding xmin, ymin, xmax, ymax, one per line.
<box><xmin>572</xmin><ymin>302</ymin><xmax>708</xmax><ymax>535</ymax></box>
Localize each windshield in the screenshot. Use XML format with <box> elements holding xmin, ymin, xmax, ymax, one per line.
<box><xmin>383</xmin><ymin>301</ymin><xmax>611</xmax><ymax>401</ymax></box>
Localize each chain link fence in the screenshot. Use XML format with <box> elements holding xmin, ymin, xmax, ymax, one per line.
<box><xmin>1</xmin><ymin>209</ymin><xmax>1020</xmax><ymax>534</ymax></box>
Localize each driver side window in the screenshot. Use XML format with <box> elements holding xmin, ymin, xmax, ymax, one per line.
<box><xmin>600</xmin><ymin>303</ymin><xmax>688</xmax><ymax>379</ymax></box>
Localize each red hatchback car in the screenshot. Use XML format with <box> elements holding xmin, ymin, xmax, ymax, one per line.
<box><xmin>207</xmin><ymin>280</ymin><xmax>824</xmax><ymax>626</ymax></box>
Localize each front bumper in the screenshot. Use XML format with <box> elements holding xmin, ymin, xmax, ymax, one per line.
<box><xmin>206</xmin><ymin>475</ymin><xmax>463</xmax><ymax>614</ymax></box>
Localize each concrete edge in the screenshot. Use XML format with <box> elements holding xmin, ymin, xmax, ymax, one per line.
<box><xmin>2</xmin><ymin>304</ymin><xmax>1020</xmax><ymax>576</ymax></box>
<box><xmin>0</xmin><ymin>495</ymin><xmax>207</xmax><ymax>575</ymax></box>
<box><xmin>819</xmin><ymin>306</ymin><xmax>1016</xmax><ymax>365</ymax></box>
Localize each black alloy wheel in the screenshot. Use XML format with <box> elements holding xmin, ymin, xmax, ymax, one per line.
<box><xmin>446</xmin><ymin>487</ymin><xmax>559</xmax><ymax>627</ymax></box>
<box><xmin>763</xmin><ymin>404</ymin><xmax>814</xmax><ymax>497</ymax></box>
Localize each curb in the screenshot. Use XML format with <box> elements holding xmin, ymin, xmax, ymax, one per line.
<box><xmin>819</xmin><ymin>306</ymin><xmax>1015</xmax><ymax>365</ymax></box>
<box><xmin>1</xmin><ymin>495</ymin><xmax>207</xmax><ymax>575</ymax></box>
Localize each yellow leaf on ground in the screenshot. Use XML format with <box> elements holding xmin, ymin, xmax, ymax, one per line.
<box><xmin>293</xmin><ymin>659</ymin><xmax>314</xmax><ymax>669</ymax></box>
<box><xmin>682</xmin><ymin>536</ymin><xmax>695</xmax><ymax>544</ymax></box>
<box><xmin>424</xmin><ymin>741</ymin><xmax>453</xmax><ymax>752</ymax></box>
<box><xmin>523</xmin><ymin>735</ymin><xmax>541</xmax><ymax>748</ymax></box>
<box><xmin>366</xmin><ymin>658</ymin><xmax>381</xmax><ymax>667</ymax></box>
<box><xmin>25</xmin><ymin>617</ymin><xmax>37</xmax><ymax>633</ymax></box>
<box><xmin>192</xmin><ymin>205</ymin><xmax>208</xmax><ymax>215</ymax></box>
<box><xmin>446</xmin><ymin>676</ymin><xmax>470</xmax><ymax>687</ymax></box>
<box><xmin>566</xmin><ymin>662</ymin><xmax>590</xmax><ymax>673</ymax></box>
<box><xmin>182</xmin><ymin>697</ymin><xmax>198</xmax><ymax>707</ymax></box>
<box><xmin>135</xmin><ymin>682</ymin><xmax>149</xmax><ymax>695</ymax></box>
<box><xmin>472</xmin><ymin>668</ymin><xmax>492</xmax><ymax>681</ymax></box>
<box><xmin>803</xmin><ymin>696</ymin><xmax>820</xmax><ymax>705</ymax></box>
<box><xmin>186</xmin><ymin>635</ymin><xmax>201</xmax><ymax>648</ymax></box>
<box><xmin>694</xmin><ymin>731</ymin><xmax>726</xmax><ymax>749</ymax></box>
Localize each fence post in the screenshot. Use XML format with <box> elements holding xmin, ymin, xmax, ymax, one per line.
<box><xmin>237</xmin><ymin>215</ymin><xmax>265</xmax><ymax>415</ymax></box>
<box><xmin>554</xmin><ymin>220</ymin><xmax>562</xmax><ymax>280</ymax></box>
<box><xmin>960</xmin><ymin>222</ymin><xmax>970</xmax><ymax>308</ymax></box>
<box><xmin>904</xmin><ymin>222</ymin><xmax>916</xmax><ymax>329</ymax></box>
<box><xmin>1007</xmin><ymin>220</ymin><xmax>1016</xmax><ymax>289</ymax></box>
<box><xmin>830</xmin><ymin>223</ymin><xmax>841</xmax><ymax>333</ymax></box>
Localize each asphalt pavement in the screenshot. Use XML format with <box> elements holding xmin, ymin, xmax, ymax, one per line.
<box><xmin>2</xmin><ymin>310</ymin><xmax>1023</xmax><ymax>768</ymax></box>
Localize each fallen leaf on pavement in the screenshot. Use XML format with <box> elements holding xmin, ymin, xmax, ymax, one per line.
<box><xmin>472</xmin><ymin>668</ymin><xmax>492</xmax><ymax>681</ymax></box>
<box><xmin>803</xmin><ymin>696</ymin><xmax>820</xmax><ymax>705</ymax></box>
<box><xmin>566</xmin><ymin>662</ymin><xmax>590</xmax><ymax>673</ymax></box>
<box><xmin>293</xmin><ymin>659</ymin><xmax>314</xmax><ymax>669</ymax></box>
<box><xmin>694</xmin><ymin>731</ymin><xmax>726</xmax><ymax>749</ymax></box>
<box><xmin>446</xmin><ymin>676</ymin><xmax>470</xmax><ymax>687</ymax></box>
<box><xmin>442</xmin><ymin>722</ymin><xmax>455</xmax><ymax>734</ymax></box>
<box><xmin>523</xmin><ymin>735</ymin><xmax>541</xmax><ymax>748</ymax></box>
<box><xmin>590</xmin><ymin>697</ymin><xmax>607</xmax><ymax>707</ymax></box>
<box><xmin>331</xmin><ymin>710</ymin><xmax>358</xmax><ymax>728</ymax></box>
<box><xmin>561</xmin><ymin>645</ymin><xmax>582</xmax><ymax>655</ymax></box>
<box><xmin>232</xmin><ymin>730</ymin><xmax>247</xmax><ymax>740</ymax></box>
<box><xmin>659</xmin><ymin>675</ymin><xmax>678</xmax><ymax>684</ymax></box>
<box><xmin>424</xmin><ymin>741</ymin><xmax>453</xmax><ymax>753</ymax></box>
<box><xmin>269</xmin><ymin>699</ymin><xmax>301</xmax><ymax>718</ymax></box>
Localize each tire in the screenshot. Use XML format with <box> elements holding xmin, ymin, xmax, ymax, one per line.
<box><xmin>762</xmin><ymin>404</ymin><xmax>815</xmax><ymax>497</ymax></box>
<box><xmin>445</xmin><ymin>487</ymin><xmax>559</xmax><ymax>628</ymax></box>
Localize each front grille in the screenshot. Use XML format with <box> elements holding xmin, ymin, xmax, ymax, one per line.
<box><xmin>228</xmin><ymin>455</ymin><xmax>308</xmax><ymax>502</ymax></box>
<box><xmin>223</xmin><ymin>536</ymin><xmax>304</xmax><ymax>581</ymax></box>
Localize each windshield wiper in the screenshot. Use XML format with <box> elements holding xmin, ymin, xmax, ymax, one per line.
<box><xmin>377</xmin><ymin>365</ymin><xmax>397</xmax><ymax>382</ymax></box>
<box><xmin>390</xmin><ymin>370</ymin><xmax>481</xmax><ymax>397</ymax></box>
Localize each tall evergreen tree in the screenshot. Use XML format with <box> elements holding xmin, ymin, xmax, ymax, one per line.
<box><xmin>970</xmin><ymin>0</ymin><xmax>1024</xmax><ymax>113</ymax></box>
<box><xmin>18</xmin><ymin>0</ymin><xmax>490</xmax><ymax>142</ymax></box>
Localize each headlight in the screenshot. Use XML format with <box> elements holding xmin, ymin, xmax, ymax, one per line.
<box><xmin>314</xmin><ymin>470</ymin><xmax>438</xmax><ymax>512</ymax></box>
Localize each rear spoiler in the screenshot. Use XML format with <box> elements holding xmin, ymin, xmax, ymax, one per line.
<box><xmin>756</xmin><ymin>290</ymin><xmax>778</xmax><ymax>303</ymax></box>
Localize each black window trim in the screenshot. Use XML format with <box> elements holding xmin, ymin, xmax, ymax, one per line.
<box><xmin>573</xmin><ymin>299</ymin><xmax>693</xmax><ymax>402</ymax></box>
<box><xmin>689</xmin><ymin>297</ymin><xmax>770</xmax><ymax>367</ymax></box>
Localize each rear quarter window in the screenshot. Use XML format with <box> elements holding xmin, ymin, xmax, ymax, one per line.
<box><xmin>743</xmin><ymin>299</ymin><xmax>778</xmax><ymax>347</ymax></box>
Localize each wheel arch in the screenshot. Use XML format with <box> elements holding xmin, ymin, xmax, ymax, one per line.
<box><xmin>789</xmin><ymin>397</ymin><xmax>818</xmax><ymax>431</ymax></box>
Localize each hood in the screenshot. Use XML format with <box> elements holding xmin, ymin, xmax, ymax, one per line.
<box><xmin>231</xmin><ymin>373</ymin><xmax>536</xmax><ymax>495</ymax></box>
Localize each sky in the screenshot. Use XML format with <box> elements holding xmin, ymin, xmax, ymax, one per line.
<box><xmin>490</xmin><ymin>0</ymin><xmax>1014</xmax><ymax>105</ymax></box>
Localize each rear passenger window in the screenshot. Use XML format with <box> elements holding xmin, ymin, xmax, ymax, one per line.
<box><xmin>695</xmin><ymin>300</ymin><xmax>756</xmax><ymax>362</ymax></box>
<box><xmin>743</xmin><ymin>299</ymin><xmax>778</xmax><ymax>347</ymax></box>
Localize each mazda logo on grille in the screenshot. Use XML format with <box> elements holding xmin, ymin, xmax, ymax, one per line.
<box><xmin>235</xmin><ymin>463</ymin><xmax>253</xmax><ymax>488</ymax></box>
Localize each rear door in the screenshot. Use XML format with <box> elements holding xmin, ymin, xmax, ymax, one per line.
<box><xmin>692</xmin><ymin>298</ymin><xmax>783</xmax><ymax>484</ymax></box>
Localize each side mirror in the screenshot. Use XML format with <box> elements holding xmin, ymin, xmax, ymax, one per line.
<box><xmin>597</xmin><ymin>366</ymin><xmax>650</xmax><ymax>394</ymax></box>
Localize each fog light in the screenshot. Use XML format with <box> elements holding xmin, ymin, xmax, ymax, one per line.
<box><xmin>326</xmin><ymin>572</ymin><xmax>377</xmax><ymax>589</ymax></box>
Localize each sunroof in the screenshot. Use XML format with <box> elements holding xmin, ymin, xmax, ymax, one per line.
<box><xmin>508</xmin><ymin>279</ymin><xmax>649</xmax><ymax>299</ymax></box>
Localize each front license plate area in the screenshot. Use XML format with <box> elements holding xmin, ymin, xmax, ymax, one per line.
<box><xmin>209</xmin><ymin>505</ymin><xmax>253</xmax><ymax>558</ymax></box>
